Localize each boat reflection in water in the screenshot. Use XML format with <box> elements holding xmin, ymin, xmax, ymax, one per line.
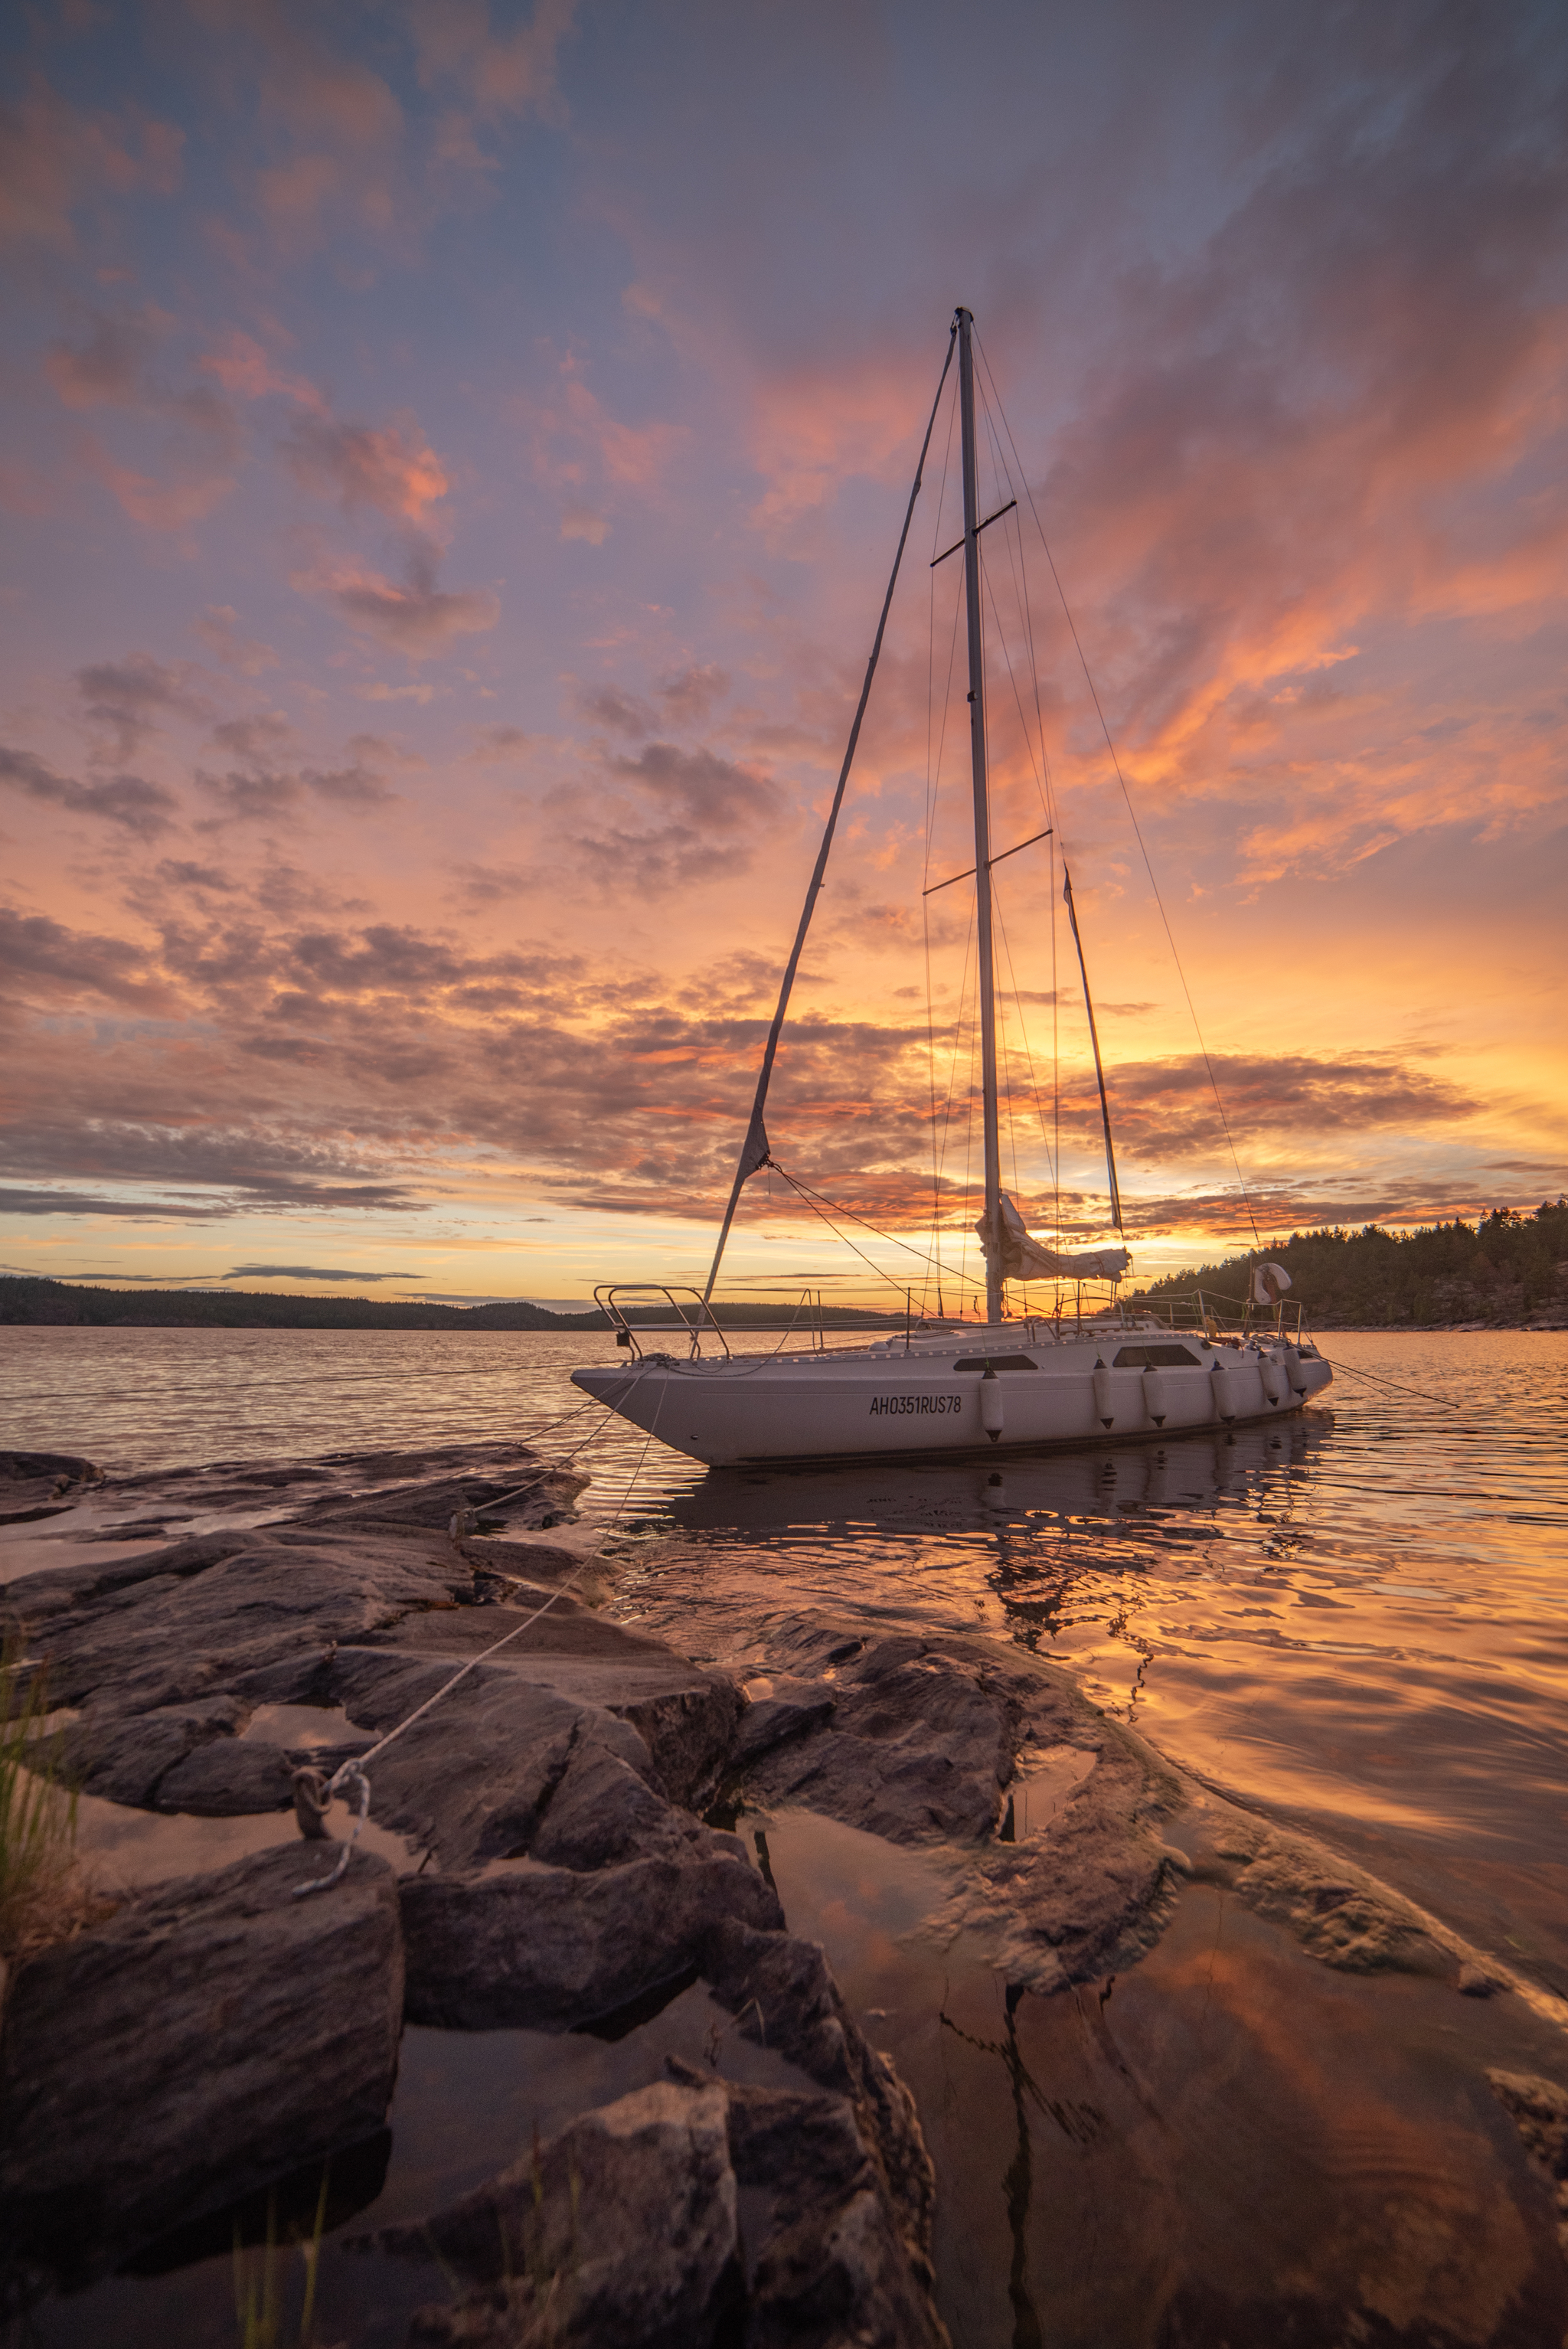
<box><xmin>659</xmin><ymin>1410</ymin><xmax>1327</xmax><ymax>1544</ymax></box>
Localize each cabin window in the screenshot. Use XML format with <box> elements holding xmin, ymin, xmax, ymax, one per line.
<box><xmin>953</xmin><ymin>1354</ymin><xmax>1038</xmax><ymax>1372</ymax></box>
<box><xmin>1113</xmin><ymin>1344</ymin><xmax>1201</xmax><ymax>1367</ymax></box>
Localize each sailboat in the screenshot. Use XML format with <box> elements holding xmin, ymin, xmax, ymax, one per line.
<box><xmin>572</xmin><ymin>309</ymin><xmax>1331</xmax><ymax>1466</ymax></box>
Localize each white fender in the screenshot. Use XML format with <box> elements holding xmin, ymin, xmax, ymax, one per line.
<box><xmin>1259</xmin><ymin>1354</ymin><xmax>1287</xmax><ymax>1407</ymax></box>
<box><xmin>980</xmin><ymin>1367</ymin><xmax>1004</xmax><ymax>1441</ymax></box>
<box><xmin>1092</xmin><ymin>1361</ymin><xmax>1114</xmax><ymax>1427</ymax></box>
<box><xmin>1284</xmin><ymin>1344</ymin><xmax>1308</xmax><ymax>1394</ymax></box>
<box><xmin>1143</xmin><ymin>1365</ymin><xmax>1168</xmax><ymax>1426</ymax></box>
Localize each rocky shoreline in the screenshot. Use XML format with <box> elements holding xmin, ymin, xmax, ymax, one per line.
<box><xmin>3</xmin><ymin>1442</ymin><xmax>1567</xmax><ymax>2344</ymax></box>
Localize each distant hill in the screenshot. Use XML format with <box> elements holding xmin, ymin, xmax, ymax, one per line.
<box><xmin>0</xmin><ymin>1276</ymin><xmax>910</xmax><ymax>1334</ymax></box>
<box><xmin>1129</xmin><ymin>1202</ymin><xmax>1568</xmax><ymax>1329</ymax></box>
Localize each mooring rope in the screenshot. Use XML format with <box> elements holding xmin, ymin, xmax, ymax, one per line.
<box><xmin>292</xmin><ymin>1380</ymin><xmax>670</xmax><ymax>1897</ymax></box>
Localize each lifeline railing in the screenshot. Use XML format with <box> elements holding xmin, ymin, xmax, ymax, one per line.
<box><xmin>1120</xmin><ymin>1285</ymin><xmax>1308</xmax><ymax>1341</ymax></box>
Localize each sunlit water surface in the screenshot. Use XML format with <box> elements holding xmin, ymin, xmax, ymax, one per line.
<box><xmin>4</xmin><ymin>1325</ymin><xmax>1566</xmax><ymax>1978</ymax></box>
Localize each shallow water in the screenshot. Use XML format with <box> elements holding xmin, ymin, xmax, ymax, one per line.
<box><xmin>5</xmin><ymin>1325</ymin><xmax>1568</xmax><ymax>2343</ymax></box>
<box><xmin>5</xmin><ymin>1325</ymin><xmax>1566</xmax><ymax>1965</ymax></box>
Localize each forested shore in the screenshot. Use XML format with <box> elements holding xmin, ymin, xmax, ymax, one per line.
<box><xmin>1134</xmin><ymin>1202</ymin><xmax>1568</xmax><ymax>1328</ymax></box>
<box><xmin>4</xmin><ymin>1201</ymin><xmax>1565</xmax><ymax>1331</ymax></box>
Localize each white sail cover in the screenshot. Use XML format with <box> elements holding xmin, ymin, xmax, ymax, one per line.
<box><xmin>1252</xmin><ymin>1260</ymin><xmax>1292</xmax><ymax>1305</ymax></box>
<box><xmin>976</xmin><ymin>1192</ymin><xmax>1131</xmax><ymax>1283</ymax></box>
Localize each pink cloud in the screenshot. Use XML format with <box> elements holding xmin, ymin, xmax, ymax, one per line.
<box><xmin>283</xmin><ymin>413</ymin><xmax>449</xmax><ymax>524</ymax></box>
<box><xmin>296</xmin><ymin>537</ymin><xmax>498</xmax><ymax>658</ymax></box>
<box><xmin>199</xmin><ymin>329</ymin><xmax>323</xmax><ymax>410</ymax></box>
<box><xmin>0</xmin><ymin>80</ymin><xmax>181</xmax><ymax>248</ymax></box>
<box><xmin>412</xmin><ymin>0</ymin><xmax>577</xmax><ymax>124</ymax></box>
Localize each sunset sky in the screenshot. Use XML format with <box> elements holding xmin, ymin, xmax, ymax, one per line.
<box><xmin>3</xmin><ymin>0</ymin><xmax>1565</xmax><ymax>1310</ymax></box>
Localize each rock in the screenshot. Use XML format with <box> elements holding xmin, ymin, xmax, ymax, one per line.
<box><xmin>1458</xmin><ymin>1961</ymin><xmax>1500</xmax><ymax>1997</ymax></box>
<box><xmin>291</xmin><ymin>1465</ymin><xmax>586</xmax><ymax>1539</ymax></box>
<box><xmin>0</xmin><ymin>1844</ymin><xmax>403</xmax><ymax>2287</ymax></box>
<box><xmin>4</xmin><ymin>1532</ymin><xmax>471</xmax><ymax>1716</ymax></box>
<box><xmin>378</xmin><ymin>2080</ymin><xmax>743</xmax><ymax>2348</ymax></box>
<box><xmin>67</xmin><ymin>1693</ymin><xmax>246</xmax><ymax>1805</ymax></box>
<box><xmin>328</xmin><ymin>1645</ymin><xmax>587</xmax><ymax>1869</ymax></box>
<box><xmin>369</xmin><ymin>1602</ymin><xmax>743</xmax><ymax>1812</ymax></box>
<box><xmin>371</xmin><ymin>2073</ymin><xmax>950</xmax><ymax>2349</ymax></box>
<box><xmin>400</xmin><ymin>1849</ymin><xmax>783</xmax><ymax>2030</ymax></box>
<box><xmin>732</xmin><ymin>1677</ymin><xmax>836</xmax><ymax>1768</ymax></box>
<box><xmin>701</xmin><ymin>1919</ymin><xmax>938</xmax><ymax>2285</ymax></box>
<box><xmin>732</xmin><ymin>1617</ymin><xmax>1029</xmax><ymax>1844</ymax></box>
<box><xmin>1185</xmin><ymin>1813</ymin><xmax>1456</xmax><ymax>1978</ymax></box>
<box><xmin>0</xmin><ymin>1450</ymin><xmax>101</xmax><ymax>1526</ymax></box>
<box><xmin>153</xmin><ymin>1737</ymin><xmax>298</xmax><ymax>1815</ymax></box>
<box><xmin>929</xmin><ymin>1724</ymin><xmax>1181</xmax><ymax>1995</ymax></box>
<box><xmin>1489</xmin><ymin>2071</ymin><xmax>1568</xmax><ymax>2256</ymax></box>
<box><xmin>529</xmin><ymin>1724</ymin><xmax>689</xmax><ymax>1870</ymax></box>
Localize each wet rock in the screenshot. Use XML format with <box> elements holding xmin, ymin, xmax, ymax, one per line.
<box><xmin>379</xmin><ymin>2079</ymin><xmax>743</xmax><ymax>2348</ymax></box>
<box><xmin>371</xmin><ymin>2070</ymin><xmax>950</xmax><ymax>2349</ymax></box>
<box><xmin>67</xmin><ymin>1692</ymin><xmax>245</xmax><ymax>1805</ymax></box>
<box><xmin>153</xmin><ymin>1736</ymin><xmax>297</xmax><ymax>1815</ymax></box>
<box><xmin>732</xmin><ymin>1676</ymin><xmax>836</xmax><ymax>1767</ymax></box>
<box><xmin>0</xmin><ymin>1450</ymin><xmax>100</xmax><ymax>1526</ymax></box>
<box><xmin>1458</xmin><ymin>1960</ymin><xmax>1501</xmax><ymax>1997</ymax></box>
<box><xmin>328</xmin><ymin>1645</ymin><xmax>586</xmax><ymax>1869</ymax></box>
<box><xmin>1185</xmin><ymin>1814</ymin><xmax>1456</xmax><ymax>1977</ymax></box>
<box><xmin>1489</xmin><ymin>2071</ymin><xmax>1568</xmax><ymax>2257</ymax></box>
<box><xmin>737</xmin><ymin>1620</ymin><xmax>1027</xmax><ymax>1844</ymax></box>
<box><xmin>292</xmin><ymin>1465</ymin><xmax>586</xmax><ymax>1539</ymax></box>
<box><xmin>931</xmin><ymin>1724</ymin><xmax>1181</xmax><ymax>1994</ymax></box>
<box><xmin>701</xmin><ymin>1919</ymin><xmax>938</xmax><ymax>2283</ymax></box>
<box><xmin>0</xmin><ymin>1844</ymin><xmax>403</xmax><ymax>2289</ymax></box>
<box><xmin>528</xmin><ymin>1723</ymin><xmax>687</xmax><ymax>1870</ymax></box>
<box><xmin>400</xmin><ymin>1847</ymin><xmax>782</xmax><ymax>2030</ymax></box>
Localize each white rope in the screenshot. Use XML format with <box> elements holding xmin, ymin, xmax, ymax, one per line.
<box><xmin>292</xmin><ymin>1387</ymin><xmax>669</xmax><ymax>1898</ymax></box>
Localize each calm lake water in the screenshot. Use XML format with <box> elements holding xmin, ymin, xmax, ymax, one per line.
<box><xmin>5</xmin><ymin>1325</ymin><xmax>1568</xmax><ymax>2344</ymax></box>
<box><xmin>5</xmin><ymin>1325</ymin><xmax>1565</xmax><ymax>1978</ymax></box>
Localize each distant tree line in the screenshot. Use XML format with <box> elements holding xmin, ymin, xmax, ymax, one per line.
<box><xmin>1130</xmin><ymin>1201</ymin><xmax>1568</xmax><ymax>1328</ymax></box>
<box><xmin>0</xmin><ymin>1277</ymin><xmax>906</xmax><ymax>1333</ymax></box>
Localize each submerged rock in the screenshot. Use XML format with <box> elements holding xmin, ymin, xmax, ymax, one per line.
<box><xmin>1489</xmin><ymin>2071</ymin><xmax>1568</xmax><ymax>2257</ymax></box>
<box><xmin>0</xmin><ymin>1844</ymin><xmax>403</xmax><ymax>2291</ymax></box>
<box><xmin>385</xmin><ymin>2079</ymin><xmax>743</xmax><ymax>2348</ymax></box>
<box><xmin>371</xmin><ymin>2070</ymin><xmax>949</xmax><ymax>2349</ymax></box>
<box><xmin>701</xmin><ymin>1917</ymin><xmax>939</xmax><ymax>2285</ymax></box>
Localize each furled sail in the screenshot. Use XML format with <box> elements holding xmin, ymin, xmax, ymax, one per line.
<box><xmin>975</xmin><ymin>1191</ymin><xmax>1131</xmax><ymax>1284</ymax></box>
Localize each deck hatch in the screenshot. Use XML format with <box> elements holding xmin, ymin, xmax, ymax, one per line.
<box><xmin>1113</xmin><ymin>1344</ymin><xmax>1202</xmax><ymax>1367</ymax></box>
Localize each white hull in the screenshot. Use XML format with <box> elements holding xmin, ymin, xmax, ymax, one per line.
<box><xmin>572</xmin><ymin>1327</ymin><xmax>1331</xmax><ymax>1468</ymax></box>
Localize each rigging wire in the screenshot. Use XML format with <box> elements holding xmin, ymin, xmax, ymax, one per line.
<box><xmin>973</xmin><ymin>328</ymin><xmax>1264</xmax><ymax>1252</ymax></box>
<box><xmin>765</xmin><ymin>1161</ymin><xmax>949</xmax><ymax>1300</ymax></box>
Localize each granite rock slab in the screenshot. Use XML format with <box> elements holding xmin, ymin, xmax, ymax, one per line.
<box><xmin>0</xmin><ymin>1844</ymin><xmax>403</xmax><ymax>2290</ymax></box>
<box><xmin>400</xmin><ymin>1847</ymin><xmax>784</xmax><ymax>2029</ymax></box>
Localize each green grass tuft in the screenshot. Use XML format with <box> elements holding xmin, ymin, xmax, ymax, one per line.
<box><xmin>0</xmin><ymin>1635</ymin><xmax>83</xmax><ymax>1964</ymax></box>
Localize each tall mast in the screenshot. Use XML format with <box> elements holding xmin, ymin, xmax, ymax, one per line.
<box><xmin>957</xmin><ymin>307</ymin><xmax>1004</xmax><ymax>1326</ymax></box>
